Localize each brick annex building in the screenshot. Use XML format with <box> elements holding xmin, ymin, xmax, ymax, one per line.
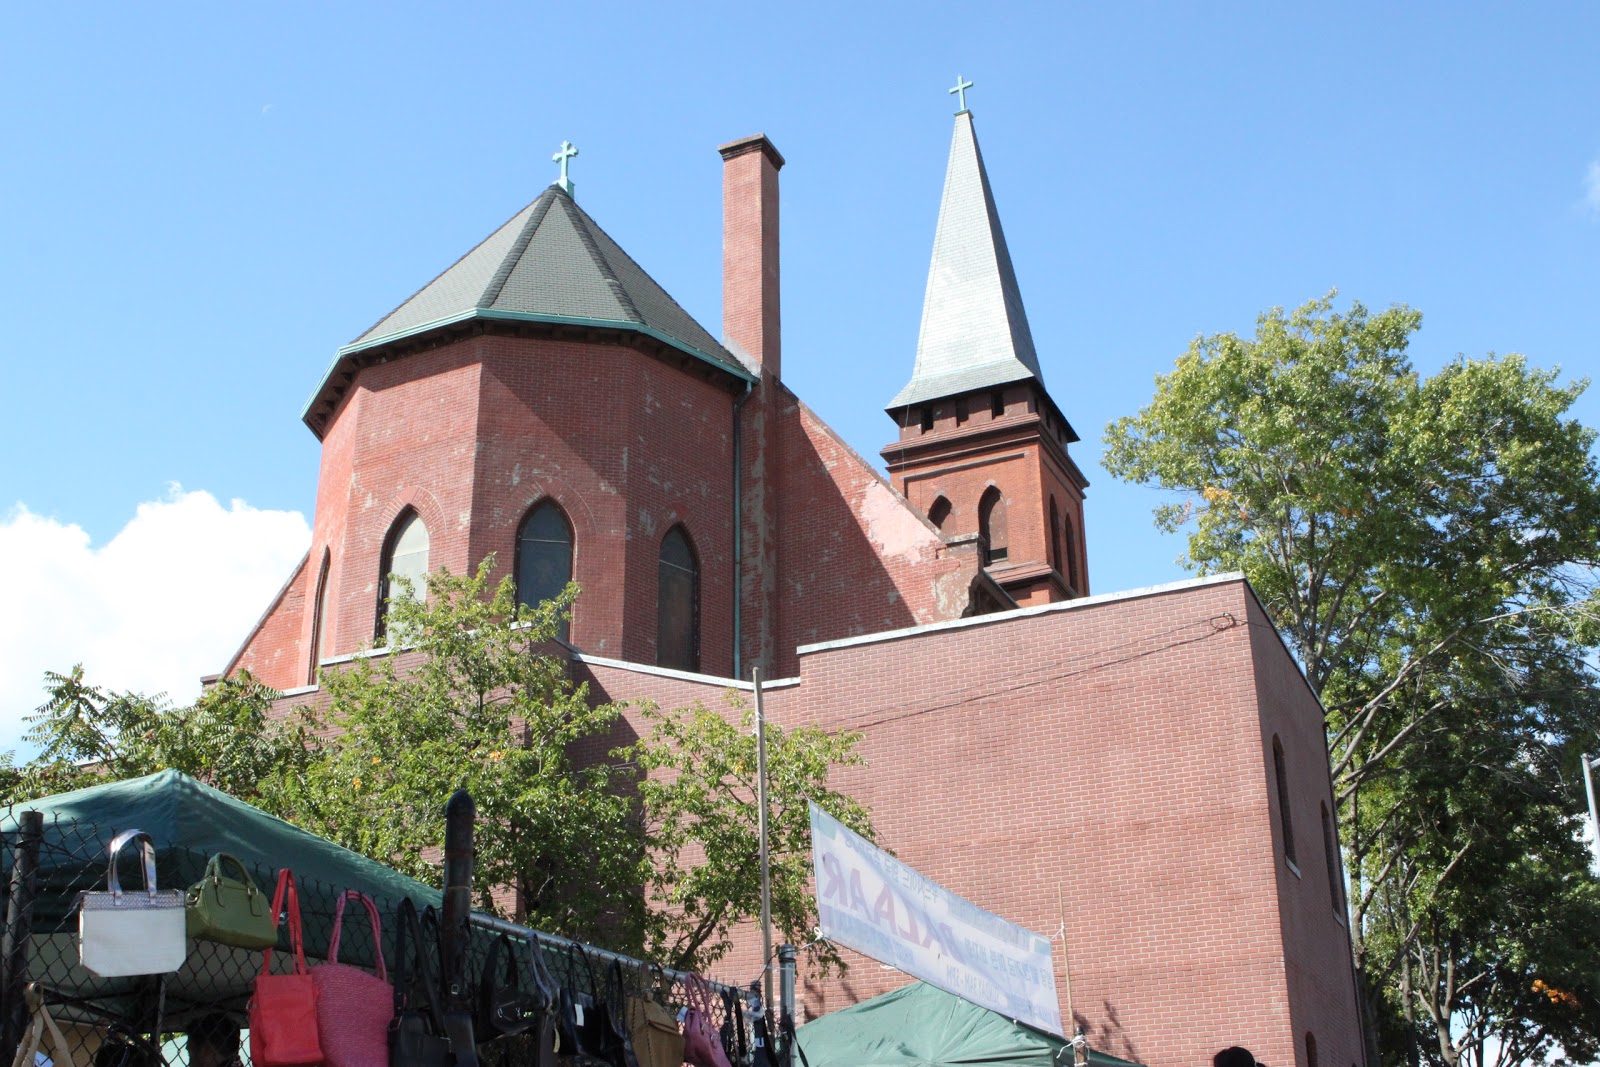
<box><xmin>224</xmin><ymin>104</ymin><xmax>1363</xmax><ymax>1067</ymax></box>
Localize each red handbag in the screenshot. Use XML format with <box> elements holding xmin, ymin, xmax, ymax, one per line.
<box><xmin>680</xmin><ymin>974</ymin><xmax>731</xmax><ymax>1067</ymax></box>
<box><xmin>313</xmin><ymin>890</ymin><xmax>394</xmax><ymax>1067</ymax></box>
<box><xmin>249</xmin><ymin>870</ymin><xmax>324</xmax><ymax>1067</ymax></box>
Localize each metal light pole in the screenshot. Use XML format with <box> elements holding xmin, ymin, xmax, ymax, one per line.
<box><xmin>1583</xmin><ymin>753</ymin><xmax>1600</xmax><ymax>873</ymax></box>
<box><xmin>753</xmin><ymin>667</ymin><xmax>774</xmax><ymax>1018</ymax></box>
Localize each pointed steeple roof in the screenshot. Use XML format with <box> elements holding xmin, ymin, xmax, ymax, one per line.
<box><xmin>888</xmin><ymin>111</ymin><xmax>1043</xmax><ymax>410</ymax></box>
<box><xmin>303</xmin><ymin>185</ymin><xmax>751</xmax><ymax>435</ymax></box>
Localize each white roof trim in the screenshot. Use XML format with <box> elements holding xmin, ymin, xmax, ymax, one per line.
<box><xmin>797</xmin><ymin>572</ymin><xmax>1247</xmax><ymax>656</ymax></box>
<box><xmin>568</xmin><ymin>650</ymin><xmax>801</xmax><ymax>691</ymax></box>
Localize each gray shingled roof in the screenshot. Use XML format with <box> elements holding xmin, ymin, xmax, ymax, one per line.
<box><xmin>303</xmin><ymin>186</ymin><xmax>749</xmax><ymax>433</ymax></box>
<box><xmin>888</xmin><ymin>111</ymin><xmax>1044</xmax><ymax>410</ymax></box>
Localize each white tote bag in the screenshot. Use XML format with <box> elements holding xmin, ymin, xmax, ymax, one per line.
<box><xmin>78</xmin><ymin>829</ymin><xmax>187</xmax><ymax>977</ymax></box>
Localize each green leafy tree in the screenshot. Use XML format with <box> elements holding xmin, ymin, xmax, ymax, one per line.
<box><xmin>10</xmin><ymin>665</ymin><xmax>307</xmax><ymax>806</ymax></box>
<box><xmin>1103</xmin><ymin>293</ymin><xmax>1600</xmax><ymax>1067</ymax></box>
<box><xmin>619</xmin><ymin>697</ymin><xmax>875</xmax><ymax>973</ymax></box>
<box><xmin>275</xmin><ymin>561</ymin><xmax>648</xmax><ymax>948</ymax></box>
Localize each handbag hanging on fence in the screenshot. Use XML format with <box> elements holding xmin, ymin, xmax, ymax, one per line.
<box><xmin>679</xmin><ymin>974</ymin><xmax>731</xmax><ymax>1067</ymax></box>
<box><xmin>77</xmin><ymin>829</ymin><xmax>187</xmax><ymax>978</ymax></box>
<box><xmin>545</xmin><ymin>941</ymin><xmax>607</xmax><ymax>1066</ymax></box>
<box><xmin>524</xmin><ymin>937</ymin><xmax>560</xmax><ymax>1067</ymax></box>
<box><xmin>389</xmin><ymin>899</ymin><xmax>453</xmax><ymax>1067</ymax></box>
<box><xmin>314</xmin><ymin>889</ymin><xmax>395</xmax><ymax>1067</ymax></box>
<box><xmin>185</xmin><ymin>852</ymin><xmax>277</xmax><ymax>949</ymax></box>
<box><xmin>10</xmin><ymin>984</ymin><xmax>77</xmax><ymax>1067</ymax></box>
<box><xmin>599</xmin><ymin>960</ymin><xmax>640</xmax><ymax>1067</ymax></box>
<box><xmin>622</xmin><ymin>965</ymin><xmax>682</xmax><ymax>1067</ymax></box>
<box><xmin>475</xmin><ymin>933</ymin><xmax>545</xmax><ymax>1041</ymax></box>
<box><xmin>249</xmin><ymin>869</ymin><xmax>324</xmax><ymax>1067</ymax></box>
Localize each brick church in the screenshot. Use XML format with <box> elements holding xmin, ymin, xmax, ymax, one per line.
<box><xmin>224</xmin><ymin>99</ymin><xmax>1363</xmax><ymax>1067</ymax></box>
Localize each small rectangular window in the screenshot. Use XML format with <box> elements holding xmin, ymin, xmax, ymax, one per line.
<box><xmin>919</xmin><ymin>407</ymin><xmax>933</xmax><ymax>432</ymax></box>
<box><xmin>955</xmin><ymin>397</ymin><xmax>969</xmax><ymax>424</ymax></box>
<box><xmin>991</xmin><ymin>390</ymin><xmax>1005</xmax><ymax>418</ymax></box>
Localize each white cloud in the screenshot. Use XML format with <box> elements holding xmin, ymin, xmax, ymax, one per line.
<box><xmin>0</xmin><ymin>487</ymin><xmax>309</xmax><ymax>752</ymax></box>
<box><xmin>1586</xmin><ymin>159</ymin><xmax>1600</xmax><ymax>218</ymax></box>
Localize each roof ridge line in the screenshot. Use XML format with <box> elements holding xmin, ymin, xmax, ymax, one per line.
<box><xmin>561</xmin><ymin>196</ymin><xmax>644</xmax><ymax>325</ymax></box>
<box><xmin>479</xmin><ymin>189</ymin><xmax>558</xmax><ymax>309</ymax></box>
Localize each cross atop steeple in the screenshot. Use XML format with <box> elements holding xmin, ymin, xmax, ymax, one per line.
<box><xmin>949</xmin><ymin>75</ymin><xmax>973</xmax><ymax>114</ymax></box>
<box><xmin>552</xmin><ymin>140</ymin><xmax>579</xmax><ymax>197</ymax></box>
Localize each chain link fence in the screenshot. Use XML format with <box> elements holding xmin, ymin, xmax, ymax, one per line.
<box><xmin>0</xmin><ymin>810</ymin><xmax>762</xmax><ymax>1067</ymax></box>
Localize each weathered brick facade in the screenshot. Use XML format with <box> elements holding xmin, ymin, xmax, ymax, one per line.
<box><xmin>226</xmin><ymin>115</ymin><xmax>1362</xmax><ymax>1067</ymax></box>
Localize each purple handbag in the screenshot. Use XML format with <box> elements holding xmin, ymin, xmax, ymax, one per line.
<box><xmin>680</xmin><ymin>974</ymin><xmax>731</xmax><ymax>1067</ymax></box>
<box><xmin>314</xmin><ymin>890</ymin><xmax>394</xmax><ymax>1067</ymax></box>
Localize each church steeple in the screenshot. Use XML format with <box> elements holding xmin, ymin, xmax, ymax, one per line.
<box><xmin>883</xmin><ymin>94</ymin><xmax>1090</xmax><ymax>608</ymax></box>
<box><xmin>888</xmin><ymin>102</ymin><xmax>1044</xmax><ymax>412</ymax></box>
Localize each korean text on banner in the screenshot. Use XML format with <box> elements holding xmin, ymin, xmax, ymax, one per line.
<box><xmin>808</xmin><ymin>803</ymin><xmax>1063</xmax><ymax>1036</ymax></box>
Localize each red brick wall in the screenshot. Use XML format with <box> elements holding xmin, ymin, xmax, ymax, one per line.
<box><xmin>702</xmin><ymin>576</ymin><xmax>1361</xmax><ymax>1067</ymax></box>
<box><xmin>764</xmin><ymin>387</ymin><xmax>980</xmax><ymax>674</ymax></box>
<box><xmin>226</xmin><ymin>552</ymin><xmax>308</xmax><ymax>686</ymax></box>
<box><xmin>1247</xmin><ymin>592</ymin><xmax>1363</xmax><ymax>1067</ymax></box>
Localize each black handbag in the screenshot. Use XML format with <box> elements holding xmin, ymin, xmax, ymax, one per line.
<box><xmin>526</xmin><ymin>938</ymin><xmax>560</xmax><ymax>1067</ymax></box>
<box><xmin>601</xmin><ymin>960</ymin><xmax>641</xmax><ymax>1067</ymax></box>
<box><xmin>549</xmin><ymin>943</ymin><xmax>609</xmax><ymax>1066</ymax></box>
<box><xmin>389</xmin><ymin>899</ymin><xmax>454</xmax><ymax>1067</ymax></box>
<box><xmin>476</xmin><ymin>933</ymin><xmax>545</xmax><ymax>1040</ymax></box>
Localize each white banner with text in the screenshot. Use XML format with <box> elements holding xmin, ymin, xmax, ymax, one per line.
<box><xmin>809</xmin><ymin>802</ymin><xmax>1063</xmax><ymax>1036</ymax></box>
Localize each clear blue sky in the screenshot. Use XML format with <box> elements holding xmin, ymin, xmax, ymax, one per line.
<box><xmin>1</xmin><ymin>2</ymin><xmax>1597</xmax><ymax>714</ymax></box>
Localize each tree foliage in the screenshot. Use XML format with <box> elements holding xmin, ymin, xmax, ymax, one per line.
<box><xmin>11</xmin><ymin>559</ymin><xmax>876</xmax><ymax>974</ymax></box>
<box><xmin>620</xmin><ymin>697</ymin><xmax>874</xmax><ymax>972</ymax></box>
<box><xmin>1104</xmin><ymin>293</ymin><xmax>1600</xmax><ymax>1067</ymax></box>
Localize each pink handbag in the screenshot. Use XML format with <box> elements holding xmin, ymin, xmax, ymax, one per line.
<box><xmin>313</xmin><ymin>890</ymin><xmax>394</xmax><ymax>1067</ymax></box>
<box><xmin>680</xmin><ymin>974</ymin><xmax>731</xmax><ymax>1067</ymax></box>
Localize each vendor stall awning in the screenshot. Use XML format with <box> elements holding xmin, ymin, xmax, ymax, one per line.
<box><xmin>796</xmin><ymin>981</ymin><xmax>1146</xmax><ymax>1067</ymax></box>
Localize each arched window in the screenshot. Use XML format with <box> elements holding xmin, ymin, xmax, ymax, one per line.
<box><xmin>1322</xmin><ymin>803</ymin><xmax>1346</xmax><ymax>918</ymax></box>
<box><xmin>376</xmin><ymin>510</ymin><xmax>429</xmax><ymax>644</ymax></box>
<box><xmin>1305</xmin><ymin>1033</ymin><xmax>1318</xmax><ymax>1067</ymax></box>
<box><xmin>516</xmin><ymin>501</ymin><xmax>574</xmax><ymax>641</ymax></box>
<box><xmin>1063</xmin><ymin>512</ymin><xmax>1080</xmax><ymax>593</ymax></box>
<box><xmin>1049</xmin><ymin>498</ymin><xmax>1062</xmax><ymax>574</ymax></box>
<box><xmin>978</xmin><ymin>487</ymin><xmax>1007</xmax><ymax>564</ymax></box>
<box><xmin>657</xmin><ymin>526</ymin><xmax>699</xmax><ymax>672</ymax></box>
<box><xmin>927</xmin><ymin>496</ymin><xmax>952</xmax><ymax>530</ymax></box>
<box><xmin>1273</xmin><ymin>736</ymin><xmax>1298</xmax><ymax>867</ymax></box>
<box><xmin>307</xmin><ymin>550</ymin><xmax>331</xmax><ymax>685</ymax></box>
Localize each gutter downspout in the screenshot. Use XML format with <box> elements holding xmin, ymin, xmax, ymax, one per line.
<box><xmin>732</xmin><ymin>379</ymin><xmax>753</xmax><ymax>680</ymax></box>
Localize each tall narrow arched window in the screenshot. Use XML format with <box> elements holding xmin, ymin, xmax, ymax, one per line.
<box><xmin>376</xmin><ymin>510</ymin><xmax>429</xmax><ymax>645</ymax></box>
<box><xmin>927</xmin><ymin>496</ymin><xmax>952</xmax><ymax>530</ymax></box>
<box><xmin>1273</xmin><ymin>736</ymin><xmax>1298</xmax><ymax>867</ymax></box>
<box><xmin>1049</xmin><ymin>498</ymin><xmax>1062</xmax><ymax>574</ymax></box>
<box><xmin>1063</xmin><ymin>512</ymin><xmax>1080</xmax><ymax>593</ymax></box>
<box><xmin>1305</xmin><ymin>1034</ymin><xmax>1318</xmax><ymax>1067</ymax></box>
<box><xmin>307</xmin><ymin>550</ymin><xmax>331</xmax><ymax>685</ymax></box>
<box><xmin>657</xmin><ymin>526</ymin><xmax>699</xmax><ymax>672</ymax></box>
<box><xmin>978</xmin><ymin>487</ymin><xmax>1007</xmax><ymax>564</ymax></box>
<box><xmin>1322</xmin><ymin>803</ymin><xmax>1346</xmax><ymax>919</ymax></box>
<box><xmin>516</xmin><ymin>501</ymin><xmax>574</xmax><ymax>641</ymax></box>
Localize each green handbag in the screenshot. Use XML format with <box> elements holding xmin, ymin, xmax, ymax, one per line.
<box><xmin>184</xmin><ymin>853</ymin><xmax>278</xmax><ymax>948</ymax></box>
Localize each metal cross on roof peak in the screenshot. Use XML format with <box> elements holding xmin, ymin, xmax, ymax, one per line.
<box><xmin>949</xmin><ymin>75</ymin><xmax>973</xmax><ymax>114</ymax></box>
<box><xmin>552</xmin><ymin>140</ymin><xmax>579</xmax><ymax>197</ymax></box>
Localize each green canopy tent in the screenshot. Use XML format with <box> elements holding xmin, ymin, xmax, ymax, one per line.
<box><xmin>795</xmin><ymin>981</ymin><xmax>1146</xmax><ymax>1067</ymax></box>
<box><xmin>0</xmin><ymin>769</ymin><xmax>441</xmax><ymax>1026</ymax></box>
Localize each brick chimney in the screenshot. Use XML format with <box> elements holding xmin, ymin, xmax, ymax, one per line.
<box><xmin>718</xmin><ymin>133</ymin><xmax>784</xmax><ymax>378</ymax></box>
